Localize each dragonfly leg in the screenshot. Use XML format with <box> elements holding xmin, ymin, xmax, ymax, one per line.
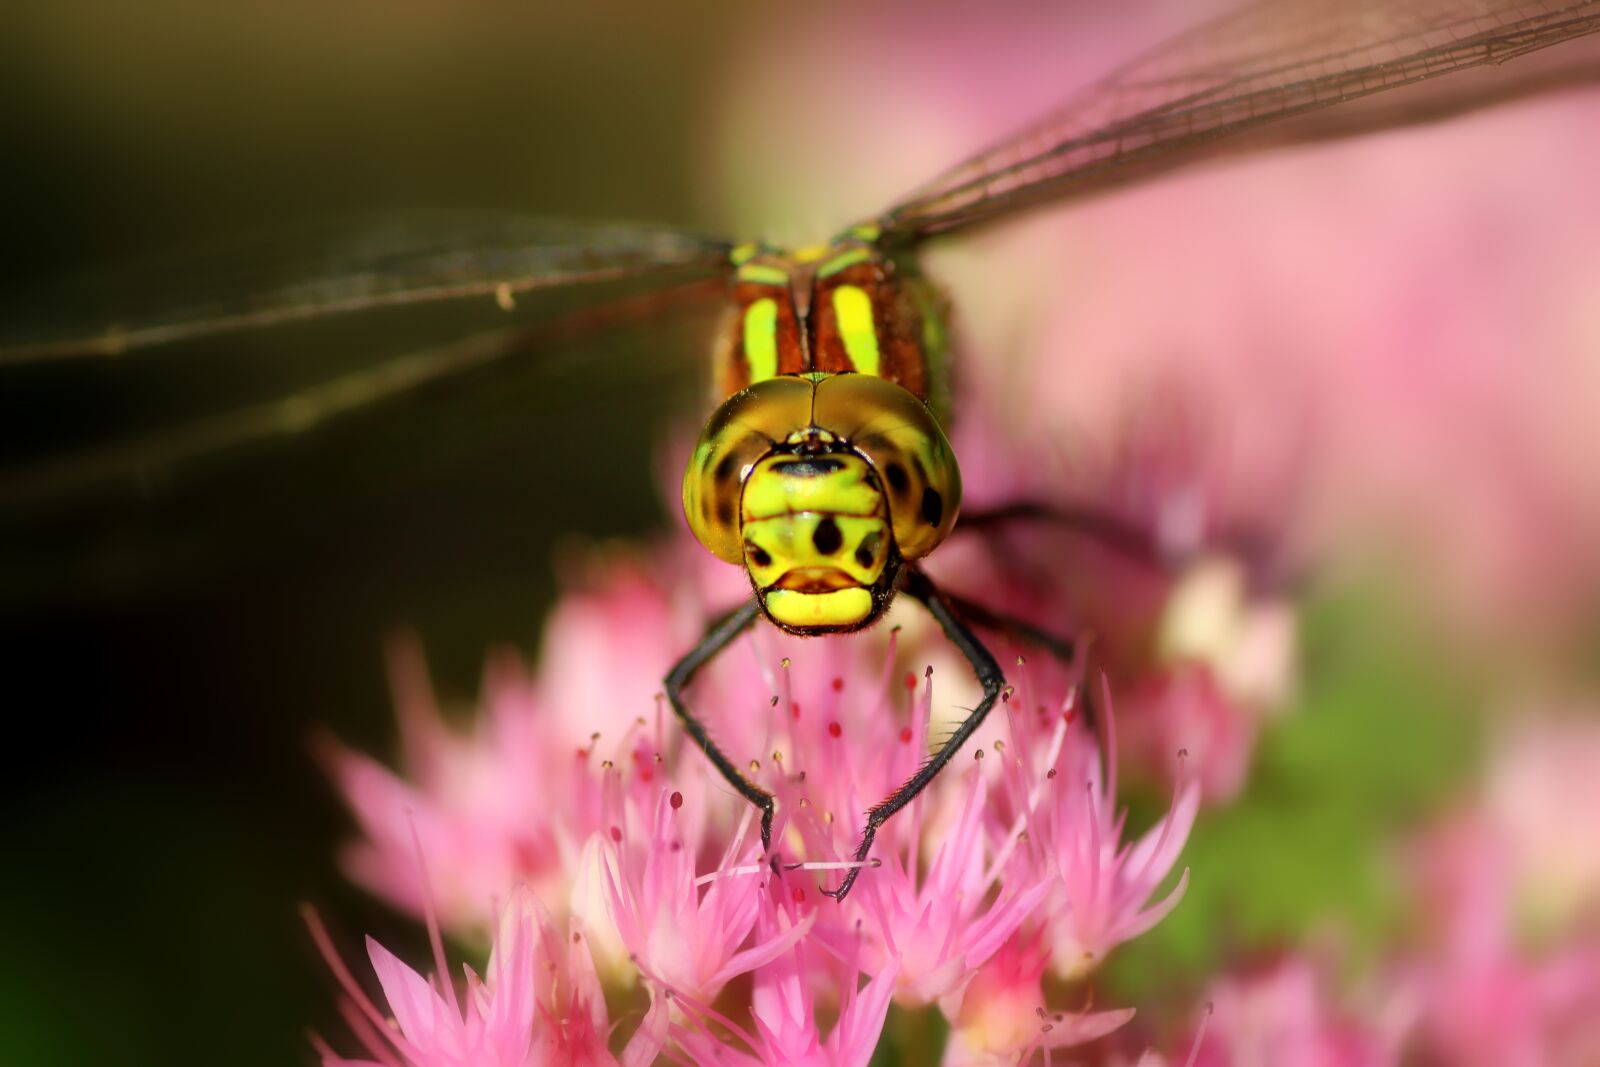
<box><xmin>821</xmin><ymin>566</ymin><xmax>1004</xmax><ymax>902</ymax></box>
<box><xmin>940</xmin><ymin>589</ymin><xmax>1078</xmax><ymax>665</ymax></box>
<box><xmin>939</xmin><ymin>589</ymin><xmax>1097</xmax><ymax>738</ymax></box>
<box><xmin>664</xmin><ymin>600</ymin><xmax>778</xmax><ymax>852</ymax></box>
<box><xmin>958</xmin><ymin>502</ymin><xmax>1161</xmax><ymax>569</ymax></box>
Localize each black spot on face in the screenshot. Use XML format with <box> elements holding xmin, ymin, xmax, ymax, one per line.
<box><xmin>716</xmin><ymin>498</ymin><xmax>735</xmax><ymax>528</ymax></box>
<box><xmin>812</xmin><ymin>516</ymin><xmax>843</xmax><ymax>555</ymax></box>
<box><xmin>885</xmin><ymin>462</ymin><xmax>909</xmax><ymax>493</ymax></box>
<box><xmin>854</xmin><ymin>531</ymin><xmax>881</xmax><ymax>570</ymax></box>
<box><xmin>920</xmin><ymin>487</ymin><xmax>943</xmax><ymax>527</ymax></box>
<box><xmin>745</xmin><ymin>541</ymin><xmax>772</xmax><ymax>568</ymax></box>
<box><xmin>715</xmin><ymin>453</ymin><xmax>739</xmax><ymax>484</ymax></box>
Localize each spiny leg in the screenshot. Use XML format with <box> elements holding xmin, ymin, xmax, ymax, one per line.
<box><xmin>664</xmin><ymin>600</ymin><xmax>778</xmax><ymax>851</ymax></box>
<box><xmin>940</xmin><ymin>589</ymin><xmax>1096</xmax><ymax>738</ymax></box>
<box><xmin>821</xmin><ymin>567</ymin><xmax>1004</xmax><ymax>902</ymax></box>
<box><xmin>957</xmin><ymin>502</ymin><xmax>1162</xmax><ymax>570</ymax></box>
<box><xmin>962</xmin><ymin>501</ymin><xmax>1280</xmax><ymax>585</ymax></box>
<box><xmin>941</xmin><ymin>590</ymin><xmax>1078</xmax><ymax>664</ymax></box>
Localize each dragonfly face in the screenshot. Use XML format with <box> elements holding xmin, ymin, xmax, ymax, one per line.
<box><xmin>683</xmin><ymin>236</ymin><xmax>961</xmax><ymax>633</ymax></box>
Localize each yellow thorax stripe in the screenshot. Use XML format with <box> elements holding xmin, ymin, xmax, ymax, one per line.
<box><xmin>743</xmin><ymin>298</ymin><xmax>779</xmax><ymax>383</ymax></box>
<box><xmin>832</xmin><ymin>285</ymin><xmax>881</xmax><ymax>376</ymax></box>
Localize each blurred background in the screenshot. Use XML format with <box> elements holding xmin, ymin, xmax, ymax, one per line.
<box><xmin>2</xmin><ymin>2</ymin><xmax>1598</xmax><ymax>1064</ymax></box>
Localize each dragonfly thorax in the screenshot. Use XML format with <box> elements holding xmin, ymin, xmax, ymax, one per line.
<box><xmin>713</xmin><ymin>233</ymin><xmax>949</xmax><ymax>421</ymax></box>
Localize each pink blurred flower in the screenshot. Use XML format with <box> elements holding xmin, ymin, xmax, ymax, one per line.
<box><xmin>1400</xmin><ymin>794</ymin><xmax>1600</xmax><ymax>1067</ymax></box>
<box><xmin>1485</xmin><ymin>712</ymin><xmax>1600</xmax><ymax>935</ymax></box>
<box><xmin>1185</xmin><ymin>956</ymin><xmax>1408</xmax><ymax>1067</ymax></box>
<box><xmin>918</xmin><ymin>393</ymin><xmax>1301</xmax><ymax>805</ymax></box>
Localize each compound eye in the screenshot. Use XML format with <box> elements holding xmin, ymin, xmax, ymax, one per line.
<box><xmin>682</xmin><ymin>378</ymin><xmax>814</xmax><ymax>564</ymax></box>
<box><xmin>811</xmin><ymin>375</ymin><xmax>961</xmax><ymax>561</ymax></box>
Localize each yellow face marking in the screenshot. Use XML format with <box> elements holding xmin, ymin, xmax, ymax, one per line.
<box><xmin>741</xmin><ymin>453</ymin><xmax>882</xmax><ymax>519</ymax></box>
<box><xmin>793</xmin><ymin>244</ymin><xmax>829</xmax><ymax>263</ymax></box>
<box><xmin>846</xmin><ymin>222</ymin><xmax>882</xmax><ymax>243</ymax></box>
<box><xmin>743</xmin><ymin>297</ymin><xmax>779</xmax><ymax>384</ymax></box>
<box><xmin>832</xmin><ymin>284</ymin><xmax>881</xmax><ymax>377</ymax></box>
<box><xmin>737</xmin><ymin>263</ymin><xmax>790</xmax><ymax>287</ymax></box>
<box><xmin>743</xmin><ymin>513</ymin><xmax>887</xmax><ymax>587</ymax></box>
<box><xmin>730</xmin><ymin>242</ymin><xmax>761</xmax><ymax>266</ymax></box>
<box><xmin>764</xmin><ymin>587</ymin><xmax>875</xmax><ymax>629</ymax></box>
<box><xmin>817</xmin><ymin>247</ymin><xmax>871</xmax><ymax>279</ymax></box>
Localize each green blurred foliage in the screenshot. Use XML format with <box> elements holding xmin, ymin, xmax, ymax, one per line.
<box><xmin>1105</xmin><ymin>580</ymin><xmax>1483</xmax><ymax>1005</ymax></box>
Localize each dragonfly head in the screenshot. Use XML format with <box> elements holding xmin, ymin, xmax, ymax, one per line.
<box><xmin>683</xmin><ymin>374</ymin><xmax>962</xmax><ymax>636</ymax></box>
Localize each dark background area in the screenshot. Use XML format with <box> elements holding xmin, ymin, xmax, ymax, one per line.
<box><xmin>0</xmin><ymin>5</ymin><xmax>741</xmax><ymax>1063</ymax></box>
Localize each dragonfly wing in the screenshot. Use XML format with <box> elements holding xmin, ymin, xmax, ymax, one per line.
<box><xmin>0</xmin><ymin>276</ymin><xmax>725</xmax><ymax>513</ymax></box>
<box><xmin>0</xmin><ymin>276</ymin><xmax>726</xmax><ymax>604</ymax></box>
<box><xmin>871</xmin><ymin>0</ymin><xmax>1600</xmax><ymax>241</ymax></box>
<box><xmin>1</xmin><ymin>213</ymin><xmax>734</xmax><ymax>363</ymax></box>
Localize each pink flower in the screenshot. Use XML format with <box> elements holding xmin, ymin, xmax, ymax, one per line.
<box><xmin>1005</xmin><ymin>675</ymin><xmax>1199</xmax><ymax>979</ymax></box>
<box><xmin>848</xmin><ymin>761</ymin><xmax>1049</xmax><ymax>1010</ymax></box>
<box><xmin>309</xmin><ymin>886</ymin><xmax>665</xmax><ymax>1067</ymax></box>
<box><xmin>942</xmin><ymin>935</ymin><xmax>1135</xmax><ymax>1066</ymax></box>
<box><xmin>601</xmin><ymin>785</ymin><xmax>813</xmax><ymax>1003</ymax></box>
<box><xmin>323</xmin><ymin>558</ymin><xmax>748</xmax><ymax>940</ymax></box>
<box><xmin>670</xmin><ymin>909</ymin><xmax>900</xmax><ymax>1067</ymax></box>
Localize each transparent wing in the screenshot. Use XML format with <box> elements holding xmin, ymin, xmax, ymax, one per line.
<box><xmin>0</xmin><ymin>276</ymin><xmax>724</xmax><ymax>513</ymax></box>
<box><xmin>1</xmin><ymin>213</ymin><xmax>734</xmax><ymax>364</ymax></box>
<box><xmin>0</xmin><ymin>277</ymin><xmax>726</xmax><ymax>605</ymax></box>
<box><xmin>872</xmin><ymin>0</ymin><xmax>1600</xmax><ymax>240</ymax></box>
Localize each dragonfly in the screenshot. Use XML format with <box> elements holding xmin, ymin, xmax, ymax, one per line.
<box><xmin>4</xmin><ymin>0</ymin><xmax>1598</xmax><ymax>900</ymax></box>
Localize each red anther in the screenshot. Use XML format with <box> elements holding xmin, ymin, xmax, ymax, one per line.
<box><xmin>899</xmin><ymin>727</ymin><xmax>913</xmax><ymax>744</ymax></box>
<box><xmin>827</xmin><ymin>721</ymin><xmax>843</xmax><ymax>739</ymax></box>
<box><xmin>670</xmin><ymin>791</ymin><xmax>683</xmax><ymax>810</ymax></box>
<box><xmin>791</xmin><ymin>702</ymin><xmax>802</xmax><ymax>721</ymax></box>
<box><xmin>831</xmin><ymin>676</ymin><xmax>844</xmax><ymax>692</ymax></box>
<box><xmin>792</xmin><ymin>887</ymin><xmax>805</xmax><ymax>903</ymax></box>
<box><xmin>609</xmin><ymin>825</ymin><xmax>622</xmax><ymax>843</ymax></box>
<box><xmin>904</xmin><ymin>671</ymin><xmax>918</xmax><ymax>691</ymax></box>
<box><xmin>575</xmin><ymin>747</ymin><xmax>589</xmax><ymax>760</ymax></box>
<box><xmin>572</xmin><ymin>931</ymin><xmax>582</xmax><ymax>944</ymax></box>
<box><xmin>639</xmin><ymin>765</ymin><xmax>653</xmax><ymax>783</ymax></box>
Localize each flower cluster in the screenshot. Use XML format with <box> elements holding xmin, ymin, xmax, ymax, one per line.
<box><xmin>314</xmin><ymin>539</ymin><xmax>1200</xmax><ymax>1065</ymax></box>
